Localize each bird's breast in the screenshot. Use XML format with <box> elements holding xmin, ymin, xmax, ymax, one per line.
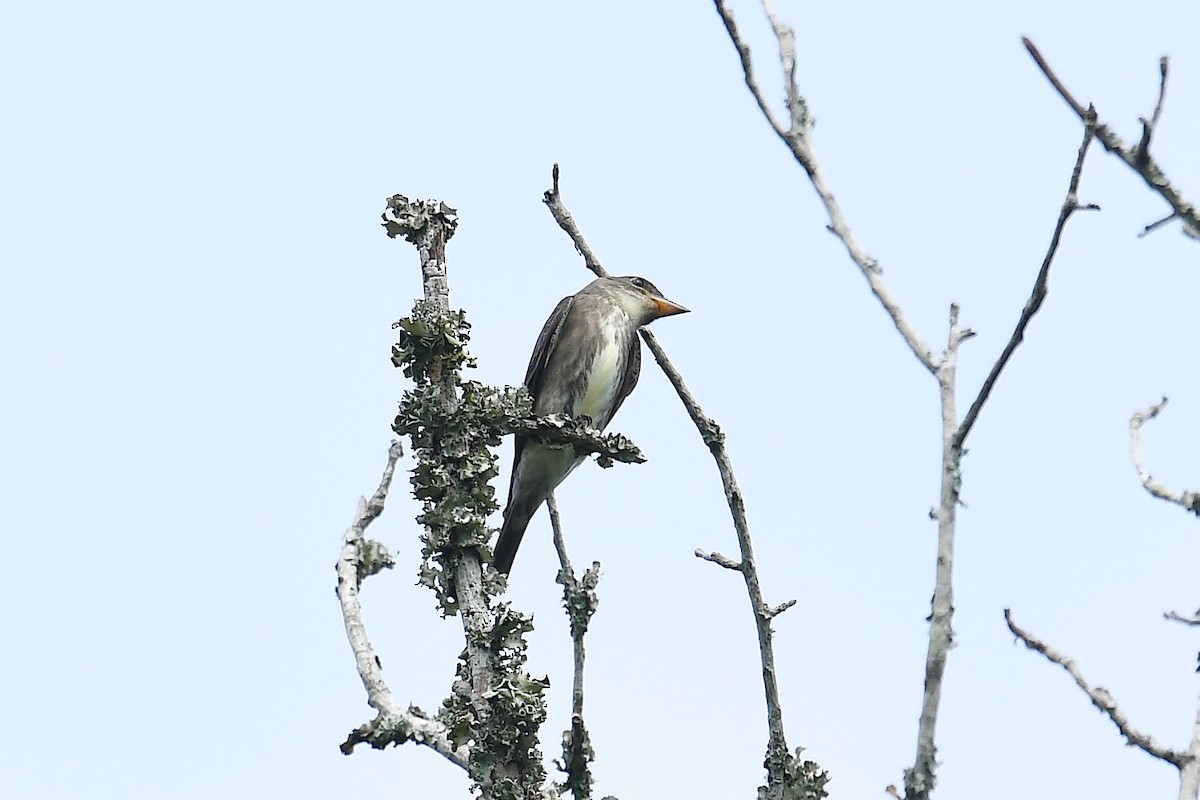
<box><xmin>573</xmin><ymin>322</ymin><xmax>623</xmax><ymax>424</ymax></box>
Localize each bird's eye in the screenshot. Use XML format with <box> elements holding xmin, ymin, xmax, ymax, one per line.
<box><xmin>629</xmin><ymin>277</ymin><xmax>646</xmax><ymax>288</ymax></box>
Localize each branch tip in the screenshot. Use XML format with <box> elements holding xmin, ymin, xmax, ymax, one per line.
<box><xmin>695</xmin><ymin>548</ymin><xmax>744</xmax><ymax>571</ymax></box>
<box><xmin>767</xmin><ymin>599</ymin><xmax>798</xmax><ymax>619</ymax></box>
<box><xmin>954</xmin><ymin>112</ymin><xmax>1096</xmax><ymax>448</ymax></box>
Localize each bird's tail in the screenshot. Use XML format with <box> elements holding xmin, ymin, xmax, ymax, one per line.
<box><xmin>493</xmin><ymin>499</ymin><xmax>537</xmax><ymax>575</ymax></box>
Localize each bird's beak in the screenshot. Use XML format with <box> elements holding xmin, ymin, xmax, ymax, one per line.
<box><xmin>653</xmin><ymin>297</ymin><xmax>690</xmax><ymax>317</ymax></box>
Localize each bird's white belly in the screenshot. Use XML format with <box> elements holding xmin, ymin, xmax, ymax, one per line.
<box><xmin>574</xmin><ymin>325</ymin><xmax>621</xmax><ymax>424</ymax></box>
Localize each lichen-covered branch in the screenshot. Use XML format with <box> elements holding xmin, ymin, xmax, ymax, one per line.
<box><xmin>514</xmin><ymin>414</ymin><xmax>645</xmax><ymax>468</ymax></box>
<box><xmin>1023</xmin><ymin>38</ymin><xmax>1200</xmax><ymax>240</ymax></box>
<box><xmin>1129</xmin><ymin>398</ymin><xmax>1200</xmax><ymax>516</ymax></box>
<box><xmin>1004</xmin><ymin>609</ymin><xmax>1186</xmax><ymax>767</ymax></box>
<box><xmin>544</xmin><ymin>166</ymin><xmax>824</xmax><ymax>800</ymax></box>
<box><xmin>380</xmin><ymin>194</ymin><xmax>550</xmax><ymax>799</ymax></box>
<box><xmin>548</xmin><ymin>495</ymin><xmax>600</xmax><ymax>800</ymax></box>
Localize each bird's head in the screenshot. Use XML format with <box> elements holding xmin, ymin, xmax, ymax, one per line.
<box><xmin>604</xmin><ymin>275</ymin><xmax>689</xmax><ymax>325</ymax></box>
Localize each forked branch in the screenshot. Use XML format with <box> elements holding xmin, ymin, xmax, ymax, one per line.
<box><xmin>711</xmin><ymin>5</ymin><xmax>1099</xmax><ymax>799</ymax></box>
<box><xmin>1023</xmin><ymin>38</ymin><xmax>1200</xmax><ymax>239</ymax></box>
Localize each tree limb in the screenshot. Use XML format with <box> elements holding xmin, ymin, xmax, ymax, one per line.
<box><xmin>902</xmin><ymin>306</ymin><xmax>971</xmax><ymax>799</ymax></box>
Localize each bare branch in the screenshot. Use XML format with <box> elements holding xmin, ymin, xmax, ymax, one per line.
<box><xmin>1140</xmin><ymin>211</ymin><xmax>1179</xmax><ymax>238</ymax></box>
<box><xmin>712</xmin><ymin>1</ymin><xmax>786</xmax><ymax>136</ymax></box>
<box><xmin>1130</xmin><ymin>398</ymin><xmax>1200</xmax><ymax>516</ymax></box>
<box><xmin>695</xmin><ymin>548</ymin><xmax>744</xmax><ymax>571</ymax></box>
<box><xmin>1021</xmin><ymin>36</ymin><xmax>1089</xmax><ymax>118</ymax></box>
<box><xmin>1004</xmin><ymin>609</ymin><xmax>1185</xmax><ymax>766</ymax></box>
<box><xmin>1023</xmin><ymin>38</ymin><xmax>1200</xmax><ymax>239</ymax></box>
<box><xmin>543</xmin><ymin>164</ymin><xmax>607</xmax><ymax>280</ymax></box>
<box><xmin>1164</xmin><ymin>609</ymin><xmax>1200</xmax><ymax>627</ymax></box>
<box><xmin>335</xmin><ymin>442</ymin><xmax>470</xmax><ymax>767</ymax></box>
<box><xmin>954</xmin><ymin>110</ymin><xmax>1100</xmax><ymax>448</ymax></box>
<box><xmin>766</xmin><ymin>599</ymin><xmax>798</xmax><ymax>619</ymax></box>
<box><xmin>712</xmin><ymin>0</ymin><xmax>939</xmax><ymax>374</ymax></box>
<box><xmin>545</xmin><ymin>164</ymin><xmax>822</xmax><ymax>800</ymax></box>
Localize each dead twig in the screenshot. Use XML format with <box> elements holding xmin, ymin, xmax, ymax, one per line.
<box><xmin>1130</xmin><ymin>398</ymin><xmax>1200</xmax><ymax>516</ymax></box>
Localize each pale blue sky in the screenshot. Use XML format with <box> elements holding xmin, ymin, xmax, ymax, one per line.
<box><xmin>3</xmin><ymin>2</ymin><xmax>1199</xmax><ymax>798</ymax></box>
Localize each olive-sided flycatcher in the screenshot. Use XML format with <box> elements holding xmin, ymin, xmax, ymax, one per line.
<box><xmin>493</xmin><ymin>276</ymin><xmax>689</xmax><ymax>574</ymax></box>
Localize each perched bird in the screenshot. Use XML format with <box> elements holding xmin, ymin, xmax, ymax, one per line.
<box><xmin>493</xmin><ymin>275</ymin><xmax>689</xmax><ymax>574</ymax></box>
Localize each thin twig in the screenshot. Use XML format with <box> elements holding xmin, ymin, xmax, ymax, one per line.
<box><xmin>1005</xmin><ymin>609</ymin><xmax>1185</xmax><ymax>766</ymax></box>
<box><xmin>335</xmin><ymin>442</ymin><xmax>469</xmax><ymax>767</ymax></box>
<box><xmin>954</xmin><ymin>110</ymin><xmax>1100</xmax><ymax>449</ymax></box>
<box><xmin>544</xmin><ymin>163</ymin><xmax>798</xmax><ymax>800</ymax></box>
<box><xmin>1139</xmin><ymin>211</ymin><xmax>1179</xmax><ymax>238</ymax></box>
<box><xmin>1130</xmin><ymin>398</ymin><xmax>1200</xmax><ymax>516</ymax></box>
<box><xmin>716</xmin><ymin>0</ymin><xmax>939</xmax><ymax>374</ymax></box>
<box><xmin>544</xmin><ymin>164</ymin><xmax>607</xmax><ymax>279</ymax></box>
<box><xmin>1137</xmin><ymin>56</ymin><xmax>1170</xmax><ymax>164</ymax></box>
<box><xmin>1022</xmin><ymin>38</ymin><xmax>1200</xmax><ymax>239</ymax></box>
<box><xmin>1164</xmin><ymin>609</ymin><xmax>1200</xmax><ymax>627</ymax></box>
<box><xmin>712</xmin><ymin>1</ymin><xmax>786</xmax><ymax>136</ymax></box>
<box><xmin>1021</xmin><ymin>36</ymin><xmax>1089</xmax><ymax>117</ymax></box>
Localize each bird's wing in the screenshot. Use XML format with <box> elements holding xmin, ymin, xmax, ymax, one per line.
<box><xmin>524</xmin><ymin>294</ymin><xmax>574</xmax><ymax>401</ymax></box>
<box><xmin>510</xmin><ymin>294</ymin><xmax>574</xmax><ymax>489</ymax></box>
<box><xmin>609</xmin><ymin>333</ymin><xmax>642</xmax><ymax>424</ymax></box>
